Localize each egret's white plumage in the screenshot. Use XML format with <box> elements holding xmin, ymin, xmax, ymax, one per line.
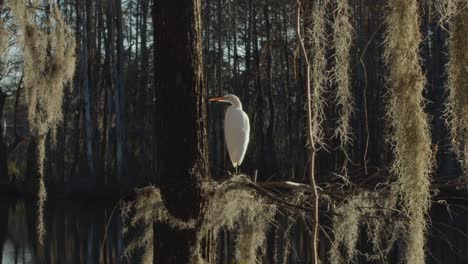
<box><xmin>209</xmin><ymin>94</ymin><xmax>250</xmax><ymax>172</ymax></box>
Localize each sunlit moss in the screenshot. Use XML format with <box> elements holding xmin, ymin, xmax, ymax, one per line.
<box><xmin>438</xmin><ymin>0</ymin><xmax>468</xmax><ymax>176</ymax></box>
<box><xmin>306</xmin><ymin>1</ymin><xmax>329</xmax><ymax>149</ymax></box>
<box><xmin>9</xmin><ymin>0</ymin><xmax>76</xmax><ymax>245</ymax></box>
<box><xmin>383</xmin><ymin>0</ymin><xmax>432</xmax><ymax>263</ymax></box>
<box><xmin>332</xmin><ymin>0</ymin><xmax>354</xmax><ymax>149</ymax></box>
<box><xmin>329</xmin><ymin>191</ymin><xmax>403</xmax><ymax>263</ymax></box>
<box><xmin>0</xmin><ymin>23</ymin><xmax>7</xmax><ymax>58</ymax></box>
<box><xmin>122</xmin><ymin>176</ymin><xmax>277</xmax><ymax>264</ymax></box>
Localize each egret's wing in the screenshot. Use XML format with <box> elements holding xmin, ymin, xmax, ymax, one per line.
<box><xmin>225</xmin><ymin>108</ymin><xmax>250</xmax><ymax>166</ymax></box>
<box><xmin>239</xmin><ymin>111</ymin><xmax>250</xmax><ymax>165</ymax></box>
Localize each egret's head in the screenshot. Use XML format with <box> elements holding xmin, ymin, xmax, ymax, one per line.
<box><xmin>209</xmin><ymin>94</ymin><xmax>242</xmax><ymax>108</ymax></box>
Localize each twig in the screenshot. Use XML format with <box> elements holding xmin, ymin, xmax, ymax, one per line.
<box><xmin>358</xmin><ymin>21</ymin><xmax>384</xmax><ymax>175</ymax></box>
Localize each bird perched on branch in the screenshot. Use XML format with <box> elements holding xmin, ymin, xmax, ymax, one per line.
<box><xmin>209</xmin><ymin>94</ymin><xmax>250</xmax><ymax>174</ymax></box>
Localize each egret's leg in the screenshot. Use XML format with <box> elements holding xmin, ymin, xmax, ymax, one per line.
<box><xmin>235</xmin><ymin>166</ymin><xmax>238</xmax><ymax>175</ymax></box>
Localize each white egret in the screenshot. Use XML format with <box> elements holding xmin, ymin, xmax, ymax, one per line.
<box><xmin>209</xmin><ymin>94</ymin><xmax>250</xmax><ymax>174</ymax></box>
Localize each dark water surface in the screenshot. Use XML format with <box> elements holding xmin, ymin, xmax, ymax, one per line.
<box><xmin>1</xmin><ymin>196</ymin><xmax>468</xmax><ymax>264</ymax></box>
<box><xmin>0</xmin><ymin>198</ymin><xmax>125</xmax><ymax>264</ymax></box>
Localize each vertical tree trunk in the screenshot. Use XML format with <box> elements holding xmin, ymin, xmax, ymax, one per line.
<box><xmin>152</xmin><ymin>0</ymin><xmax>210</xmax><ymax>262</ymax></box>
<box><xmin>81</xmin><ymin>0</ymin><xmax>96</xmax><ymax>182</ymax></box>
<box><xmin>216</xmin><ymin>0</ymin><xmax>225</xmax><ymax>170</ymax></box>
<box><xmin>263</xmin><ymin>3</ymin><xmax>276</xmax><ymax>178</ymax></box>
<box><xmin>232</xmin><ymin>3</ymin><xmax>239</xmax><ymax>95</ymax></box>
<box><xmin>0</xmin><ymin>90</ymin><xmax>7</xmax><ymax>182</ymax></box>
<box><xmin>243</xmin><ymin>0</ymin><xmax>253</xmax><ymax>101</ymax></box>
<box><xmin>253</xmin><ymin>4</ymin><xmax>266</xmax><ymax>179</ymax></box>
<box><xmin>104</xmin><ymin>0</ymin><xmax>114</xmax><ymax>184</ymax></box>
<box><xmin>139</xmin><ymin>0</ymin><xmax>149</xmax><ymax>181</ymax></box>
<box><xmin>0</xmin><ymin>0</ymin><xmax>6</xmax><ymax>182</ymax></box>
<box><xmin>115</xmin><ymin>0</ymin><xmax>128</xmax><ymax>185</ymax></box>
<box><xmin>95</xmin><ymin>0</ymin><xmax>105</xmax><ymax>185</ymax></box>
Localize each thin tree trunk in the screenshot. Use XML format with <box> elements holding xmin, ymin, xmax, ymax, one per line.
<box><xmin>253</xmin><ymin>5</ymin><xmax>266</xmax><ymax>179</ymax></box>
<box><xmin>104</xmin><ymin>0</ymin><xmax>114</xmax><ymax>184</ymax></box>
<box><xmin>139</xmin><ymin>0</ymin><xmax>149</xmax><ymax>179</ymax></box>
<box><xmin>0</xmin><ymin>90</ymin><xmax>8</xmax><ymax>182</ymax></box>
<box><xmin>264</xmin><ymin>3</ymin><xmax>276</xmax><ymax>178</ymax></box>
<box><xmin>82</xmin><ymin>0</ymin><xmax>96</xmax><ymax>182</ymax></box>
<box><xmin>233</xmin><ymin>3</ymin><xmax>239</xmax><ymax>95</ymax></box>
<box><xmin>0</xmin><ymin>0</ymin><xmax>4</xmax><ymax>183</ymax></box>
<box><xmin>296</xmin><ymin>2</ymin><xmax>319</xmax><ymax>263</ymax></box>
<box><xmin>243</xmin><ymin>0</ymin><xmax>253</xmax><ymax>101</ymax></box>
<box><xmin>115</xmin><ymin>0</ymin><xmax>127</xmax><ymax>185</ymax></box>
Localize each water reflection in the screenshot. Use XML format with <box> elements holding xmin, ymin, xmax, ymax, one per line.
<box><xmin>0</xmin><ymin>197</ymin><xmax>465</xmax><ymax>264</ymax></box>
<box><xmin>0</xmin><ymin>198</ymin><xmax>125</xmax><ymax>264</ymax></box>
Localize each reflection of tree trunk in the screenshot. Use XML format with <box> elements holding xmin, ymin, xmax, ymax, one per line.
<box><xmin>0</xmin><ymin>90</ymin><xmax>8</xmax><ymax>183</ymax></box>
<box><xmin>152</xmin><ymin>0</ymin><xmax>211</xmax><ymax>262</ymax></box>
<box><xmin>24</xmin><ymin>198</ymin><xmax>43</xmax><ymax>263</ymax></box>
<box><xmin>25</xmin><ymin>138</ymin><xmax>38</xmax><ymax>192</ymax></box>
<box><xmin>0</xmin><ymin>199</ymin><xmax>9</xmax><ymax>260</ymax></box>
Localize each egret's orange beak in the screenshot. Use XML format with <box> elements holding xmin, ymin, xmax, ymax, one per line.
<box><xmin>209</xmin><ymin>96</ymin><xmax>225</xmax><ymax>102</ymax></box>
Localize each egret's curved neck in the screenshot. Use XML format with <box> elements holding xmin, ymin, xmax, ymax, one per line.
<box><xmin>228</xmin><ymin>98</ymin><xmax>242</xmax><ymax>109</ymax></box>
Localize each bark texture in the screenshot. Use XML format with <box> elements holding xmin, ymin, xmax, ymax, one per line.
<box><xmin>152</xmin><ymin>0</ymin><xmax>210</xmax><ymax>262</ymax></box>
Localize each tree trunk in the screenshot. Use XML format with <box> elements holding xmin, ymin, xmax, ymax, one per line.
<box><xmin>263</xmin><ymin>3</ymin><xmax>276</xmax><ymax>178</ymax></box>
<box><xmin>152</xmin><ymin>0</ymin><xmax>210</xmax><ymax>262</ymax></box>
<box><xmin>81</xmin><ymin>0</ymin><xmax>96</xmax><ymax>183</ymax></box>
<box><xmin>0</xmin><ymin>90</ymin><xmax>7</xmax><ymax>183</ymax></box>
<box><xmin>243</xmin><ymin>0</ymin><xmax>253</xmax><ymax>101</ymax></box>
<box><xmin>114</xmin><ymin>0</ymin><xmax>128</xmax><ymax>185</ymax></box>
<box><xmin>138</xmin><ymin>0</ymin><xmax>149</xmax><ymax>182</ymax></box>
<box><xmin>0</xmin><ymin>3</ymin><xmax>7</xmax><ymax>183</ymax></box>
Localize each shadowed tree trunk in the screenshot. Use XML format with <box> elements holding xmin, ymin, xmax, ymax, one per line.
<box><xmin>0</xmin><ymin>198</ymin><xmax>9</xmax><ymax>260</ymax></box>
<box><xmin>263</xmin><ymin>3</ymin><xmax>276</xmax><ymax>178</ymax></box>
<box><xmin>0</xmin><ymin>1</ymin><xmax>5</xmax><ymax>183</ymax></box>
<box><xmin>0</xmin><ymin>90</ymin><xmax>7</xmax><ymax>182</ymax></box>
<box><xmin>115</xmin><ymin>0</ymin><xmax>128</xmax><ymax>185</ymax></box>
<box><xmin>152</xmin><ymin>0</ymin><xmax>210</xmax><ymax>263</ymax></box>
<box><xmin>81</xmin><ymin>0</ymin><xmax>96</xmax><ymax>184</ymax></box>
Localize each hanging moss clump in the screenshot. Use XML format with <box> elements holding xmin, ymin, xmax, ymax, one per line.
<box><xmin>122</xmin><ymin>176</ymin><xmax>278</xmax><ymax>264</ymax></box>
<box><xmin>0</xmin><ymin>22</ymin><xmax>8</xmax><ymax>58</ymax></box>
<box><xmin>438</xmin><ymin>0</ymin><xmax>468</xmax><ymax>177</ymax></box>
<box><xmin>383</xmin><ymin>0</ymin><xmax>433</xmax><ymax>263</ymax></box>
<box><xmin>9</xmin><ymin>0</ymin><xmax>76</xmax><ymax>244</ymax></box>
<box><xmin>331</xmin><ymin>0</ymin><xmax>354</xmax><ymax>150</ymax></box>
<box><xmin>307</xmin><ymin>1</ymin><xmax>329</xmax><ymax>149</ymax></box>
